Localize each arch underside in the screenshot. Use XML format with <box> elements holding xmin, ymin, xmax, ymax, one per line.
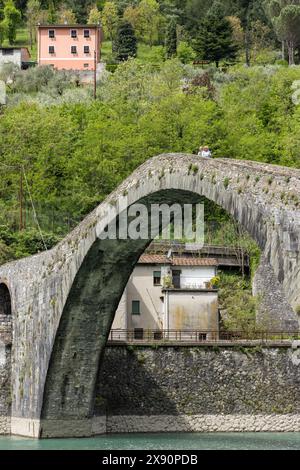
<box><xmin>39</xmin><ymin>186</ymin><xmax>298</xmax><ymax>436</ymax></box>
<box><xmin>41</xmin><ymin>190</ymin><xmax>202</xmax><ymax>426</ymax></box>
<box><xmin>0</xmin><ymin>283</ymin><xmax>11</xmax><ymax>317</ymax></box>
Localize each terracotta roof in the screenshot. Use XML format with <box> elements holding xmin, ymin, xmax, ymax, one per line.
<box><xmin>172</xmin><ymin>258</ymin><xmax>218</xmax><ymax>267</ymax></box>
<box><xmin>139</xmin><ymin>254</ymin><xmax>171</xmax><ymax>264</ymax></box>
<box><xmin>37</xmin><ymin>24</ymin><xmax>101</xmax><ymax>28</ymax></box>
<box><xmin>138</xmin><ymin>255</ymin><xmax>218</xmax><ymax>266</ymax></box>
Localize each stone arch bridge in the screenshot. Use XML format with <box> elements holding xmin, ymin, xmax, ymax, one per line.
<box><xmin>0</xmin><ymin>154</ymin><xmax>300</xmax><ymax>438</ymax></box>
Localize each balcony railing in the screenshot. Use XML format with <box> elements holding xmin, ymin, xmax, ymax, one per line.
<box><xmin>108</xmin><ymin>329</ymin><xmax>300</xmax><ymax>345</ymax></box>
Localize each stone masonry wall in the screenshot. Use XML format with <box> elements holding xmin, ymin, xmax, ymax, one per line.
<box><xmin>0</xmin><ymin>318</ymin><xmax>12</xmax><ymax>435</ymax></box>
<box><xmin>253</xmin><ymin>256</ymin><xmax>300</xmax><ymax>330</ymax></box>
<box><xmin>96</xmin><ymin>345</ymin><xmax>300</xmax><ymax>433</ymax></box>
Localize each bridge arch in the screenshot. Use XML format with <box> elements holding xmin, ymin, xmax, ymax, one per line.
<box><xmin>39</xmin><ymin>155</ymin><xmax>299</xmax><ymax>437</ymax></box>
<box><xmin>0</xmin><ymin>153</ymin><xmax>299</xmax><ymax>438</ymax></box>
<box><xmin>0</xmin><ymin>282</ymin><xmax>12</xmax><ymax>317</ymax></box>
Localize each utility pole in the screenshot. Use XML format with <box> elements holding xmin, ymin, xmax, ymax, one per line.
<box><xmin>94</xmin><ymin>50</ymin><xmax>97</xmax><ymax>100</ymax></box>
<box><xmin>19</xmin><ymin>168</ymin><xmax>24</xmax><ymax>231</ymax></box>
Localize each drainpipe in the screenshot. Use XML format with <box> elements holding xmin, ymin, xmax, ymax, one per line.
<box><xmin>37</xmin><ymin>27</ymin><xmax>40</xmax><ymax>66</ymax></box>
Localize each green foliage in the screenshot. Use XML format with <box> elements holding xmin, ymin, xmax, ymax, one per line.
<box><xmin>0</xmin><ymin>59</ymin><xmax>300</xmax><ymax>264</ymax></box>
<box><xmin>192</xmin><ymin>3</ymin><xmax>238</xmax><ymax>67</ymax></box>
<box><xmin>0</xmin><ymin>225</ymin><xmax>61</xmax><ymax>260</ymax></box>
<box><xmin>177</xmin><ymin>41</ymin><xmax>196</xmax><ymax>64</ymax></box>
<box><xmin>1</xmin><ymin>0</ymin><xmax>21</xmax><ymax>44</ymax></box>
<box><xmin>114</xmin><ymin>21</ymin><xmax>137</xmax><ymax>61</ymax></box>
<box><xmin>218</xmin><ymin>272</ymin><xmax>258</xmax><ymax>332</ymax></box>
<box><xmin>264</xmin><ymin>0</ymin><xmax>300</xmax><ymax>65</ymax></box>
<box><xmin>165</xmin><ymin>16</ymin><xmax>177</xmax><ymax>58</ymax></box>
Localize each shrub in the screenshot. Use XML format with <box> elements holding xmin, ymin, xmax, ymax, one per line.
<box><xmin>177</xmin><ymin>42</ymin><xmax>196</xmax><ymax>64</ymax></box>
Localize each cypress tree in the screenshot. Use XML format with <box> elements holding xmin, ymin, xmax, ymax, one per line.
<box><xmin>192</xmin><ymin>6</ymin><xmax>238</xmax><ymax>67</ymax></box>
<box><xmin>165</xmin><ymin>17</ymin><xmax>177</xmax><ymax>58</ymax></box>
<box><xmin>115</xmin><ymin>21</ymin><xmax>137</xmax><ymax>61</ymax></box>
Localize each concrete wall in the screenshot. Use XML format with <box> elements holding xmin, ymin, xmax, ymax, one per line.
<box><xmin>179</xmin><ymin>266</ymin><xmax>216</xmax><ymax>289</ymax></box>
<box><xmin>112</xmin><ymin>264</ymin><xmax>217</xmax><ymax>332</ymax></box>
<box><xmin>96</xmin><ymin>345</ymin><xmax>300</xmax><ymax>433</ymax></box>
<box><xmin>0</xmin><ymin>49</ymin><xmax>21</xmax><ymax>68</ymax></box>
<box><xmin>166</xmin><ymin>290</ymin><xmax>218</xmax><ymax>331</ymax></box>
<box><xmin>112</xmin><ymin>291</ymin><xmax>128</xmax><ymax>330</ymax></box>
<box><xmin>127</xmin><ymin>265</ymin><xmax>164</xmax><ymax>330</ymax></box>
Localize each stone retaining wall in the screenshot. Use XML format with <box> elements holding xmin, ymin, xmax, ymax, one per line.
<box><xmin>106</xmin><ymin>415</ymin><xmax>300</xmax><ymax>433</ymax></box>
<box><xmin>96</xmin><ymin>345</ymin><xmax>300</xmax><ymax>433</ymax></box>
<box><xmin>0</xmin><ymin>322</ymin><xmax>12</xmax><ymax>435</ymax></box>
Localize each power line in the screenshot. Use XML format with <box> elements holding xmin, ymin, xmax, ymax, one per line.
<box><xmin>22</xmin><ymin>167</ymin><xmax>48</xmax><ymax>252</ymax></box>
<box><xmin>0</xmin><ymin>162</ymin><xmax>20</xmax><ymax>170</ymax></box>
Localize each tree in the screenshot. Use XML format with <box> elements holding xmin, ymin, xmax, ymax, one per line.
<box><xmin>58</xmin><ymin>6</ymin><xmax>76</xmax><ymax>24</ymax></box>
<box><xmin>0</xmin><ymin>18</ymin><xmax>7</xmax><ymax>45</ymax></box>
<box><xmin>47</xmin><ymin>0</ymin><xmax>57</xmax><ymax>23</ymax></box>
<box><xmin>237</xmin><ymin>0</ymin><xmax>271</xmax><ymax>66</ymax></box>
<box><xmin>2</xmin><ymin>0</ymin><xmax>21</xmax><ymax>44</ymax></box>
<box><xmin>123</xmin><ymin>4</ymin><xmax>140</xmax><ymax>32</ymax></box>
<box><xmin>165</xmin><ymin>17</ymin><xmax>177</xmax><ymax>58</ymax></box>
<box><xmin>64</xmin><ymin>0</ymin><xmax>94</xmax><ymax>23</ymax></box>
<box><xmin>102</xmin><ymin>1</ymin><xmax>119</xmax><ymax>51</ymax></box>
<box><xmin>26</xmin><ymin>0</ymin><xmax>40</xmax><ymax>49</ymax></box>
<box><xmin>264</xmin><ymin>0</ymin><xmax>300</xmax><ymax>65</ymax></box>
<box><xmin>124</xmin><ymin>0</ymin><xmax>164</xmax><ymax>46</ymax></box>
<box><xmin>249</xmin><ymin>19</ymin><xmax>272</xmax><ymax>63</ymax></box>
<box><xmin>184</xmin><ymin>0</ymin><xmax>212</xmax><ymax>35</ymax></box>
<box><xmin>226</xmin><ymin>15</ymin><xmax>244</xmax><ymax>49</ymax></box>
<box><xmin>0</xmin><ymin>0</ymin><xmax>4</xmax><ymax>20</ymax></box>
<box><xmin>114</xmin><ymin>20</ymin><xmax>137</xmax><ymax>61</ymax></box>
<box><xmin>138</xmin><ymin>0</ymin><xmax>162</xmax><ymax>47</ymax></box>
<box><xmin>192</xmin><ymin>4</ymin><xmax>238</xmax><ymax>67</ymax></box>
<box><xmin>88</xmin><ymin>4</ymin><xmax>101</xmax><ymax>24</ymax></box>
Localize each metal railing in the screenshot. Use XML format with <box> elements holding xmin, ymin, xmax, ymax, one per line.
<box><xmin>108</xmin><ymin>329</ymin><xmax>300</xmax><ymax>345</ymax></box>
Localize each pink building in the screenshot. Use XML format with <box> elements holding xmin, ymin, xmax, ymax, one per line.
<box><xmin>37</xmin><ymin>24</ymin><xmax>102</xmax><ymax>71</ymax></box>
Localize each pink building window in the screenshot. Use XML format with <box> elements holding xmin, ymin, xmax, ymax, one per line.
<box><xmin>84</xmin><ymin>30</ymin><xmax>90</xmax><ymax>38</ymax></box>
<box><xmin>48</xmin><ymin>30</ymin><xmax>55</xmax><ymax>39</ymax></box>
<box><xmin>71</xmin><ymin>46</ymin><xmax>77</xmax><ymax>54</ymax></box>
<box><xmin>71</xmin><ymin>30</ymin><xmax>77</xmax><ymax>39</ymax></box>
<box><xmin>84</xmin><ymin>46</ymin><xmax>90</xmax><ymax>54</ymax></box>
<box><xmin>49</xmin><ymin>46</ymin><xmax>55</xmax><ymax>54</ymax></box>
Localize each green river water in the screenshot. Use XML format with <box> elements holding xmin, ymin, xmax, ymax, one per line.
<box><xmin>0</xmin><ymin>433</ymin><xmax>300</xmax><ymax>450</ymax></box>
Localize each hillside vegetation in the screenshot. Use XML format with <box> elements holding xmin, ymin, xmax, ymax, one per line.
<box><xmin>0</xmin><ymin>2</ymin><xmax>299</xmax><ymax>265</ymax></box>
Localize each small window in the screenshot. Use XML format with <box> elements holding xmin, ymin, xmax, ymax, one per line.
<box><xmin>49</xmin><ymin>46</ymin><xmax>55</xmax><ymax>54</ymax></box>
<box><xmin>84</xmin><ymin>63</ymin><xmax>89</xmax><ymax>68</ymax></box>
<box><xmin>84</xmin><ymin>45</ymin><xmax>90</xmax><ymax>54</ymax></box>
<box><xmin>48</xmin><ymin>30</ymin><xmax>55</xmax><ymax>38</ymax></box>
<box><xmin>172</xmin><ymin>270</ymin><xmax>181</xmax><ymax>289</ymax></box>
<box><xmin>71</xmin><ymin>30</ymin><xmax>77</xmax><ymax>38</ymax></box>
<box><xmin>132</xmin><ymin>300</ymin><xmax>140</xmax><ymax>315</ymax></box>
<box><xmin>2</xmin><ymin>49</ymin><xmax>13</xmax><ymax>55</ymax></box>
<box><xmin>84</xmin><ymin>29</ymin><xmax>90</xmax><ymax>38</ymax></box>
<box><xmin>153</xmin><ymin>271</ymin><xmax>161</xmax><ymax>286</ymax></box>
<box><xmin>134</xmin><ymin>328</ymin><xmax>144</xmax><ymax>340</ymax></box>
<box><xmin>71</xmin><ymin>46</ymin><xmax>77</xmax><ymax>54</ymax></box>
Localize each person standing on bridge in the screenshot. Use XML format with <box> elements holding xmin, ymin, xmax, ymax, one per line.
<box><xmin>198</xmin><ymin>146</ymin><xmax>212</xmax><ymax>158</ymax></box>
